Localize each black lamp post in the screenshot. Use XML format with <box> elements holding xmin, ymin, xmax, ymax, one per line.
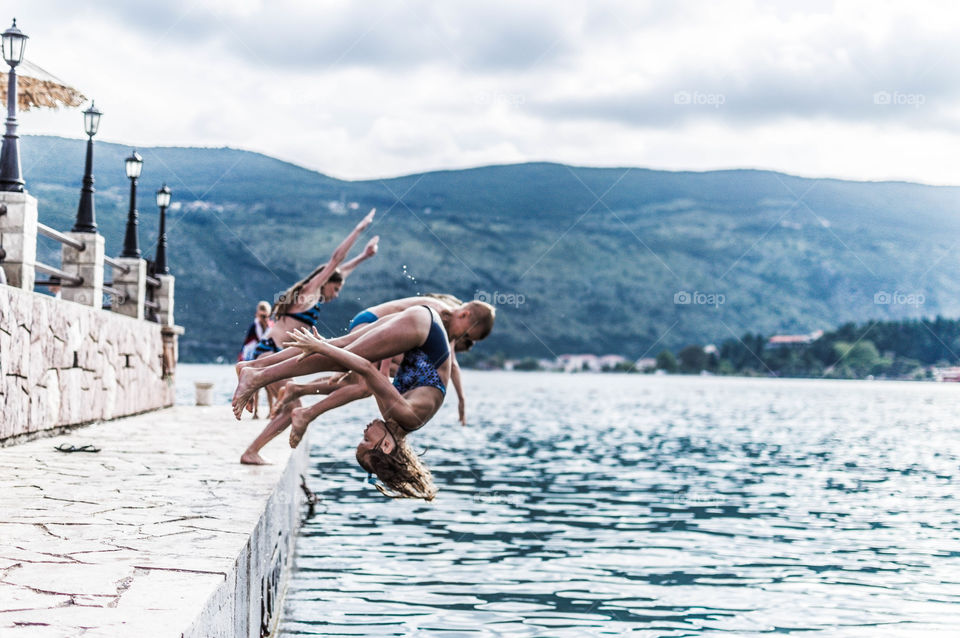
<box><xmin>120</xmin><ymin>150</ymin><xmax>143</xmax><ymax>258</ymax></box>
<box><xmin>154</xmin><ymin>183</ymin><xmax>171</xmax><ymax>274</ymax></box>
<box><xmin>72</xmin><ymin>102</ymin><xmax>102</xmax><ymax>232</ymax></box>
<box><xmin>0</xmin><ymin>19</ymin><xmax>28</xmax><ymax>192</ymax></box>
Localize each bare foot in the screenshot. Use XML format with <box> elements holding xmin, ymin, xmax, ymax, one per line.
<box><xmin>270</xmin><ymin>386</ymin><xmax>287</xmax><ymax>417</ymax></box>
<box><xmin>240</xmin><ymin>450</ymin><xmax>269</xmax><ymax>465</ymax></box>
<box><xmin>289</xmin><ymin>407</ymin><xmax>312</xmax><ymax>448</ymax></box>
<box><xmin>275</xmin><ymin>383</ymin><xmax>304</xmax><ymax>415</ymax></box>
<box><xmin>232</xmin><ymin>367</ymin><xmax>261</xmax><ymax>420</ymax></box>
<box><xmin>236</xmin><ymin>359</ymin><xmax>254</xmax><ymax>377</ymax></box>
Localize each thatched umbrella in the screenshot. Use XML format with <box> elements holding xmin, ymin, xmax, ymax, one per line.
<box><xmin>0</xmin><ymin>59</ymin><xmax>85</xmax><ymax>111</ymax></box>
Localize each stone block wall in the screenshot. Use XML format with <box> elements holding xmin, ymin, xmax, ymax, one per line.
<box><xmin>0</xmin><ymin>286</ymin><xmax>175</xmax><ymax>443</ymax></box>
<box><xmin>182</xmin><ymin>439</ymin><xmax>307</xmax><ymax>638</ymax></box>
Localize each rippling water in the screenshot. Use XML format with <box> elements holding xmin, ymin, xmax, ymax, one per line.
<box><xmin>178</xmin><ymin>367</ymin><xmax>960</xmax><ymax>635</ymax></box>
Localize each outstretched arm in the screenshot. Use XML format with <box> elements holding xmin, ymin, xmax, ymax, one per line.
<box><xmin>450</xmin><ymin>351</ymin><xmax>466</xmax><ymax>425</ymax></box>
<box><xmin>284</xmin><ymin>329</ymin><xmax>421</xmax><ymax>427</ymax></box>
<box><xmin>301</xmin><ymin>209</ymin><xmax>375</xmax><ymax>298</ymax></box>
<box><xmin>339</xmin><ymin>235</ymin><xmax>379</xmax><ymax>280</ymax></box>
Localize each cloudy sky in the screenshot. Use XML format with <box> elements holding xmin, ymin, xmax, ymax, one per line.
<box><xmin>11</xmin><ymin>0</ymin><xmax>960</xmax><ymax>182</ymax></box>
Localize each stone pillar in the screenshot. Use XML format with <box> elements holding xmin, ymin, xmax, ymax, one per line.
<box><xmin>113</xmin><ymin>257</ymin><xmax>146</xmax><ymax>319</ymax></box>
<box><xmin>0</xmin><ymin>191</ymin><xmax>38</xmax><ymax>290</ymax></box>
<box><xmin>61</xmin><ymin>232</ymin><xmax>105</xmax><ymax>307</ymax></box>
<box><xmin>156</xmin><ymin>274</ymin><xmax>175</xmax><ymax>327</ymax></box>
<box><xmin>161</xmin><ymin>324</ymin><xmax>183</xmax><ymax>387</ymax></box>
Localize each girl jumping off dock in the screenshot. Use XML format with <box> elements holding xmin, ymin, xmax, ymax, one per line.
<box><xmin>232</xmin><ymin>302</ymin><xmax>495</xmax><ymax>498</ymax></box>
<box><xmin>240</xmin><ymin>294</ymin><xmax>470</xmax><ymax>465</ymax></box>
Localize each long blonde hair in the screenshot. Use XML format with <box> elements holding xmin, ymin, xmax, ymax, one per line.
<box><xmin>273</xmin><ymin>263</ymin><xmax>343</xmax><ymax>317</ymax></box>
<box><xmin>356</xmin><ymin>420</ymin><xmax>437</xmax><ymax>501</ymax></box>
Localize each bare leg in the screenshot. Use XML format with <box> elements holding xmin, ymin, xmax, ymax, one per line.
<box><xmin>235</xmin><ymin>313</ymin><xmax>378</xmax><ymax>384</ymax></box>
<box><xmin>273</xmin><ymin>376</ymin><xmax>344</xmax><ymax>416</ymax></box>
<box><xmin>232</xmin><ymin>312</ymin><xmax>423</xmax><ymax>418</ymax></box>
<box><xmin>289</xmin><ymin>381</ymin><xmax>373</xmax><ymax>448</ymax></box>
<box><xmin>239</xmin><ymin>380</ymin><xmax>292</xmax><ymax>464</ymax></box>
<box><xmin>236</xmin><ymin>324</ymin><xmax>369</xmax><ymax>376</ymax></box>
<box><xmin>271</xmin><ymin>385</ymin><xmax>287</xmax><ymax>417</ymax></box>
<box><xmin>237</xmin><ymin>351</ymin><xmax>294</xmax><ymax>414</ymax></box>
<box><xmin>237</xmin><ymin>346</ymin><xmax>301</xmax><ymax>374</ymax></box>
<box><xmin>233</xmin><ymin>354</ymin><xmax>332</xmax><ymax>419</ymax></box>
<box><xmin>241</xmin><ymin>376</ymin><xmax>362</xmax><ymax>462</ymax></box>
<box><xmin>241</xmin><ymin>394</ymin><xmax>301</xmax><ymax>464</ymax></box>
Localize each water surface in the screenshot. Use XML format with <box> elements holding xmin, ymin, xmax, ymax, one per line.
<box><xmin>177</xmin><ymin>368</ymin><xmax>960</xmax><ymax>636</ymax></box>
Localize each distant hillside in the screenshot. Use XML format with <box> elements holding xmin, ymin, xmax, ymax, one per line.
<box><xmin>19</xmin><ymin>135</ymin><xmax>960</xmax><ymax>362</ymax></box>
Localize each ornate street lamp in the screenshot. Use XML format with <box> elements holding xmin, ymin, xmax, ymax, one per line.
<box><xmin>72</xmin><ymin>101</ymin><xmax>102</xmax><ymax>232</ymax></box>
<box><xmin>120</xmin><ymin>149</ymin><xmax>143</xmax><ymax>258</ymax></box>
<box><xmin>0</xmin><ymin>19</ymin><xmax>28</xmax><ymax>192</ymax></box>
<box><xmin>154</xmin><ymin>183</ymin><xmax>171</xmax><ymax>274</ymax></box>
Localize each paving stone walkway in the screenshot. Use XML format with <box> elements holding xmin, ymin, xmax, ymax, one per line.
<box><xmin>0</xmin><ymin>406</ymin><xmax>302</xmax><ymax>637</ymax></box>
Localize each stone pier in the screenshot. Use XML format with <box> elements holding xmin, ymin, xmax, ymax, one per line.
<box><xmin>0</xmin><ymin>406</ymin><xmax>309</xmax><ymax>637</ymax></box>
<box><xmin>0</xmin><ymin>285</ymin><xmax>176</xmax><ymax>443</ymax></box>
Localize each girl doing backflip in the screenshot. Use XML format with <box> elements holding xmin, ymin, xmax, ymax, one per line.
<box><xmin>232</xmin><ymin>301</ymin><xmax>496</xmax><ymax>499</ymax></box>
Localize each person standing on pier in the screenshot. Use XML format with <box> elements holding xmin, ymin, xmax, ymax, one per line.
<box><xmin>240</xmin><ymin>300</ymin><xmax>273</xmax><ymax>359</ymax></box>
<box><xmin>239</xmin><ymin>300</ymin><xmax>274</xmax><ymax>418</ymax></box>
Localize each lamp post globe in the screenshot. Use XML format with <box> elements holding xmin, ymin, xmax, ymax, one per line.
<box><xmin>156</xmin><ymin>183</ymin><xmax>171</xmax><ymax>209</ymax></box>
<box><xmin>125</xmin><ymin>149</ymin><xmax>143</xmax><ymax>179</ymax></box>
<box><xmin>1</xmin><ymin>19</ymin><xmax>27</xmax><ymax>66</ymax></box>
<box><xmin>0</xmin><ymin>19</ymin><xmax>28</xmax><ymax>192</ymax></box>
<box><xmin>120</xmin><ymin>150</ymin><xmax>143</xmax><ymax>258</ymax></box>
<box><xmin>83</xmin><ymin>102</ymin><xmax>101</xmax><ymax>136</ymax></box>
<box><xmin>154</xmin><ymin>183</ymin><xmax>171</xmax><ymax>274</ymax></box>
<box><xmin>72</xmin><ymin>101</ymin><xmax>102</xmax><ymax>233</ymax></box>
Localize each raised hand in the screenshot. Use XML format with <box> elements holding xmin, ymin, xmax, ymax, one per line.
<box><xmin>363</xmin><ymin>235</ymin><xmax>380</xmax><ymax>259</ymax></box>
<box><xmin>282</xmin><ymin>326</ymin><xmax>328</xmax><ymax>359</ymax></box>
<box><xmin>357</xmin><ymin>208</ymin><xmax>376</xmax><ymax>232</ymax></box>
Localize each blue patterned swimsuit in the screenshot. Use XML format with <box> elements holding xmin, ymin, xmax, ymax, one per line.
<box><xmin>392</xmin><ymin>306</ymin><xmax>450</xmax><ymax>411</ymax></box>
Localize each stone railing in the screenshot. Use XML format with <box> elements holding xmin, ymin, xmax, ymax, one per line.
<box><xmin>0</xmin><ymin>190</ymin><xmax>181</xmax><ymax>444</ymax></box>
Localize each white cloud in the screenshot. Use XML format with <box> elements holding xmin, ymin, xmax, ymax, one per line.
<box><xmin>10</xmin><ymin>0</ymin><xmax>960</xmax><ymax>182</ymax></box>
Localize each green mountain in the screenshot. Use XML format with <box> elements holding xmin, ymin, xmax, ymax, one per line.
<box><xmin>18</xmin><ymin>135</ymin><xmax>960</xmax><ymax>362</ymax></box>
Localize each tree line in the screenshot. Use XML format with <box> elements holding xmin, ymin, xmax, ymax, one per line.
<box><xmin>654</xmin><ymin>317</ymin><xmax>960</xmax><ymax>379</ymax></box>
